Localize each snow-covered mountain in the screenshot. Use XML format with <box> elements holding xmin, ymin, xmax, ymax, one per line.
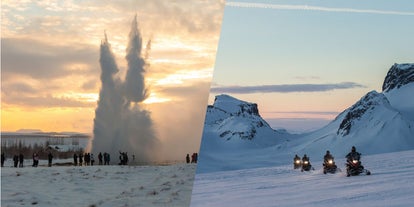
<box><xmin>203</xmin><ymin>94</ymin><xmax>290</xmax><ymax>148</ymax></box>
<box><xmin>197</xmin><ymin>94</ymin><xmax>294</xmax><ymax>172</ymax></box>
<box><xmin>299</xmin><ymin>63</ymin><xmax>414</xmax><ymax>156</ymax></box>
<box><xmin>198</xmin><ymin>63</ymin><xmax>414</xmax><ymax>173</ymax></box>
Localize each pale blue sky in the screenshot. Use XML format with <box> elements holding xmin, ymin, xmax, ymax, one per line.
<box><xmin>209</xmin><ymin>0</ymin><xmax>414</xmax><ymax>132</ymax></box>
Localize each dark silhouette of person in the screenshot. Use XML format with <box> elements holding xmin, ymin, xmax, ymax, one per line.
<box><xmin>91</xmin><ymin>154</ymin><xmax>95</xmax><ymax>166</ymax></box>
<box><xmin>294</xmin><ymin>154</ymin><xmax>300</xmax><ymax>161</ymax></box>
<box><xmin>19</xmin><ymin>153</ymin><xmax>24</xmax><ymax>167</ymax></box>
<box><xmin>84</xmin><ymin>153</ymin><xmax>90</xmax><ymax>166</ymax></box>
<box><xmin>35</xmin><ymin>153</ymin><xmax>39</xmax><ymax>167</ymax></box>
<box><xmin>324</xmin><ymin>150</ymin><xmax>333</xmax><ymax>163</ymax></box>
<box><xmin>346</xmin><ymin>146</ymin><xmax>361</xmax><ymax>161</ymax></box>
<box><xmin>103</xmin><ymin>152</ymin><xmax>110</xmax><ymax>165</ymax></box>
<box><xmin>1</xmin><ymin>153</ymin><xmax>6</xmax><ymax>167</ymax></box>
<box><xmin>98</xmin><ymin>152</ymin><xmax>103</xmax><ymax>165</ymax></box>
<box><xmin>119</xmin><ymin>152</ymin><xmax>124</xmax><ymax>165</ymax></box>
<box><xmin>32</xmin><ymin>153</ymin><xmax>36</xmax><ymax>167</ymax></box>
<box><xmin>48</xmin><ymin>152</ymin><xmax>53</xmax><ymax>167</ymax></box>
<box><xmin>13</xmin><ymin>155</ymin><xmax>19</xmax><ymax>168</ymax></box>
<box><xmin>73</xmin><ymin>153</ymin><xmax>78</xmax><ymax>166</ymax></box>
<box><xmin>186</xmin><ymin>154</ymin><xmax>190</xmax><ymax>164</ymax></box>
<box><xmin>79</xmin><ymin>153</ymin><xmax>83</xmax><ymax>166</ymax></box>
<box><xmin>194</xmin><ymin>153</ymin><xmax>198</xmax><ymax>163</ymax></box>
<box><xmin>124</xmin><ymin>152</ymin><xmax>128</xmax><ymax>165</ymax></box>
<box><xmin>33</xmin><ymin>153</ymin><xmax>39</xmax><ymax>167</ymax></box>
<box><xmin>302</xmin><ymin>154</ymin><xmax>309</xmax><ymax>162</ymax></box>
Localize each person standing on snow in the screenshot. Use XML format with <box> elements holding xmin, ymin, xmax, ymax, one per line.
<box><xmin>91</xmin><ymin>154</ymin><xmax>95</xmax><ymax>166</ymax></box>
<box><xmin>13</xmin><ymin>155</ymin><xmax>19</xmax><ymax>168</ymax></box>
<box><xmin>98</xmin><ymin>152</ymin><xmax>103</xmax><ymax>165</ymax></box>
<box><xmin>73</xmin><ymin>153</ymin><xmax>78</xmax><ymax>166</ymax></box>
<box><xmin>19</xmin><ymin>153</ymin><xmax>24</xmax><ymax>167</ymax></box>
<box><xmin>186</xmin><ymin>154</ymin><xmax>190</xmax><ymax>164</ymax></box>
<box><xmin>79</xmin><ymin>153</ymin><xmax>83</xmax><ymax>166</ymax></box>
<box><xmin>1</xmin><ymin>153</ymin><xmax>5</xmax><ymax>167</ymax></box>
<box><xmin>48</xmin><ymin>152</ymin><xmax>53</xmax><ymax>167</ymax></box>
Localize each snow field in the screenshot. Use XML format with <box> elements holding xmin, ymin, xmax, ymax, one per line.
<box><xmin>1</xmin><ymin>163</ymin><xmax>196</xmax><ymax>207</ymax></box>
<box><xmin>190</xmin><ymin>150</ymin><xmax>414</xmax><ymax>207</ymax></box>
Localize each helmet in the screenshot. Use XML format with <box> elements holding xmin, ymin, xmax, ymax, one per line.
<box><xmin>326</xmin><ymin>150</ymin><xmax>330</xmax><ymax>154</ymax></box>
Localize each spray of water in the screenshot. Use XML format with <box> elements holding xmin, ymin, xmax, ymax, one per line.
<box><xmin>92</xmin><ymin>15</ymin><xmax>158</xmax><ymax>163</ymax></box>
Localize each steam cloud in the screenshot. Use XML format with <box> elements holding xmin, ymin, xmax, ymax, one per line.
<box><xmin>92</xmin><ymin>15</ymin><xmax>158</xmax><ymax>163</ymax></box>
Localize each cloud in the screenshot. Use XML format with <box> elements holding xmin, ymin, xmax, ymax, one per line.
<box><xmin>226</xmin><ymin>1</ymin><xmax>414</xmax><ymax>16</ymax></box>
<box><xmin>1</xmin><ymin>38</ymin><xmax>99</xmax><ymax>80</ymax></box>
<box><xmin>2</xmin><ymin>92</ymin><xmax>94</xmax><ymax>108</ymax></box>
<box><xmin>210</xmin><ymin>82</ymin><xmax>366</xmax><ymax>94</ymax></box>
<box><xmin>263</xmin><ymin>111</ymin><xmax>340</xmax><ymax>116</ymax></box>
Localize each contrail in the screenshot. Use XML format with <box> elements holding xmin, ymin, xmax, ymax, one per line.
<box><xmin>226</xmin><ymin>2</ymin><xmax>414</xmax><ymax>16</ymax></box>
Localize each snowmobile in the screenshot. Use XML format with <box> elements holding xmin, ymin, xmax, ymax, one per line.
<box><xmin>323</xmin><ymin>158</ymin><xmax>340</xmax><ymax>174</ymax></box>
<box><xmin>293</xmin><ymin>158</ymin><xmax>302</xmax><ymax>169</ymax></box>
<box><xmin>346</xmin><ymin>158</ymin><xmax>371</xmax><ymax>177</ymax></box>
<box><xmin>301</xmin><ymin>160</ymin><xmax>313</xmax><ymax>172</ymax></box>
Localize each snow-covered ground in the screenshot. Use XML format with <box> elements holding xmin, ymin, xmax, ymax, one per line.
<box><xmin>190</xmin><ymin>150</ymin><xmax>414</xmax><ymax>207</ymax></box>
<box><xmin>1</xmin><ymin>163</ymin><xmax>196</xmax><ymax>207</ymax></box>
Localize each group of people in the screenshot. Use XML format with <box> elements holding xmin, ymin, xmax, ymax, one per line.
<box><xmin>294</xmin><ymin>147</ymin><xmax>362</xmax><ymax>165</ymax></box>
<box><xmin>97</xmin><ymin>152</ymin><xmax>111</xmax><ymax>165</ymax></box>
<box><xmin>118</xmin><ymin>151</ymin><xmax>129</xmax><ymax>165</ymax></box>
<box><xmin>293</xmin><ymin>146</ymin><xmax>364</xmax><ymax>174</ymax></box>
<box><xmin>12</xmin><ymin>154</ymin><xmax>24</xmax><ymax>168</ymax></box>
<box><xmin>186</xmin><ymin>153</ymin><xmax>198</xmax><ymax>163</ymax></box>
<box><xmin>0</xmin><ymin>152</ymin><xmax>53</xmax><ymax>168</ymax></box>
<box><xmin>73</xmin><ymin>152</ymin><xmax>115</xmax><ymax>166</ymax></box>
<box><xmin>73</xmin><ymin>153</ymin><xmax>95</xmax><ymax>166</ymax></box>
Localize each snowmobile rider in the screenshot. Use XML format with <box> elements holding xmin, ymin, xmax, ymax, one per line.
<box><xmin>346</xmin><ymin>146</ymin><xmax>361</xmax><ymax>161</ymax></box>
<box><xmin>323</xmin><ymin>151</ymin><xmax>333</xmax><ymax>165</ymax></box>
<box><xmin>294</xmin><ymin>154</ymin><xmax>300</xmax><ymax>162</ymax></box>
<box><xmin>293</xmin><ymin>154</ymin><xmax>301</xmax><ymax>169</ymax></box>
<box><xmin>302</xmin><ymin>154</ymin><xmax>309</xmax><ymax>162</ymax></box>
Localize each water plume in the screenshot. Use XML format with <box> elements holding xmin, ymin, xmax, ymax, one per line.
<box><xmin>92</xmin><ymin>15</ymin><xmax>158</xmax><ymax>163</ymax></box>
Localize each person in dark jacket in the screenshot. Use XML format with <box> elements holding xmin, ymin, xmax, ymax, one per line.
<box><xmin>79</xmin><ymin>153</ymin><xmax>83</xmax><ymax>166</ymax></box>
<box><xmin>294</xmin><ymin>154</ymin><xmax>300</xmax><ymax>161</ymax></box>
<box><xmin>73</xmin><ymin>153</ymin><xmax>78</xmax><ymax>166</ymax></box>
<box><xmin>346</xmin><ymin>146</ymin><xmax>361</xmax><ymax>161</ymax></box>
<box><xmin>323</xmin><ymin>151</ymin><xmax>333</xmax><ymax>163</ymax></box>
<box><xmin>186</xmin><ymin>154</ymin><xmax>190</xmax><ymax>164</ymax></box>
<box><xmin>98</xmin><ymin>152</ymin><xmax>103</xmax><ymax>165</ymax></box>
<box><xmin>48</xmin><ymin>152</ymin><xmax>53</xmax><ymax>167</ymax></box>
<box><xmin>19</xmin><ymin>153</ymin><xmax>24</xmax><ymax>167</ymax></box>
<box><xmin>1</xmin><ymin>153</ymin><xmax>5</xmax><ymax>167</ymax></box>
<box><xmin>302</xmin><ymin>154</ymin><xmax>309</xmax><ymax>162</ymax></box>
<box><xmin>13</xmin><ymin>155</ymin><xmax>19</xmax><ymax>168</ymax></box>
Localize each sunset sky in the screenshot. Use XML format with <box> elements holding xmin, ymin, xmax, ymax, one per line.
<box><xmin>1</xmin><ymin>0</ymin><xmax>224</xmax><ymax>159</ymax></box>
<box><xmin>209</xmin><ymin>0</ymin><xmax>414</xmax><ymax>132</ymax></box>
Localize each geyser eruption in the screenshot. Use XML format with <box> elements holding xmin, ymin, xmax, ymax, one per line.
<box><xmin>124</xmin><ymin>15</ymin><xmax>148</xmax><ymax>102</ymax></box>
<box><xmin>92</xmin><ymin>15</ymin><xmax>158</xmax><ymax>163</ymax></box>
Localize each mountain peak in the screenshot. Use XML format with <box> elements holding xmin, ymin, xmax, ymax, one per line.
<box><xmin>212</xmin><ymin>94</ymin><xmax>259</xmax><ymax>116</ymax></box>
<box><xmin>337</xmin><ymin>90</ymin><xmax>390</xmax><ymax>136</ymax></box>
<box><xmin>382</xmin><ymin>63</ymin><xmax>414</xmax><ymax>92</ymax></box>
